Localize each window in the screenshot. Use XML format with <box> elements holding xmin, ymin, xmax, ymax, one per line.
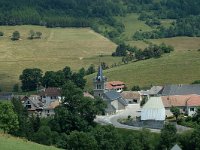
<box><xmin>26</xmin><ymin>104</ymin><xmax>31</xmax><ymax>109</ymax></box>
<box><xmin>43</xmin><ymin>96</ymin><xmax>46</xmax><ymax>98</ymax></box>
<box><xmin>190</xmin><ymin>108</ymin><xmax>195</xmax><ymax>111</ymax></box>
<box><xmin>97</xmin><ymin>84</ymin><xmax>102</xmax><ymax>89</ymax></box>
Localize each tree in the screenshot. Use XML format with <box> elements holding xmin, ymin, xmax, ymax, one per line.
<box><xmin>12</xmin><ymin>83</ymin><xmax>19</xmax><ymax>92</ymax></box>
<box><xmin>193</xmin><ymin>107</ymin><xmax>200</xmax><ymax>123</ymax></box>
<box><xmin>28</xmin><ymin>30</ymin><xmax>35</xmax><ymax>39</ymax></box>
<box><xmin>131</xmin><ymin>85</ymin><xmax>140</xmax><ymax>91</ymax></box>
<box><xmin>159</xmin><ymin>124</ymin><xmax>177</xmax><ymax>149</ymax></box>
<box><xmin>0</xmin><ymin>102</ymin><xmax>19</xmax><ymax>133</ymax></box>
<box><xmin>35</xmin><ymin>31</ymin><xmax>42</xmax><ymax>38</ymax></box>
<box><xmin>86</xmin><ymin>64</ymin><xmax>95</xmax><ymax>75</ymax></box>
<box><xmin>53</xmin><ymin>81</ymin><xmax>104</xmax><ymax>133</ymax></box>
<box><xmin>91</xmin><ymin>125</ymin><xmax>125</xmax><ymax>150</ymax></box>
<box><xmin>67</xmin><ymin>131</ymin><xmax>98</xmax><ymax>150</ymax></box>
<box><xmin>19</xmin><ymin>68</ymin><xmax>43</xmax><ymax>91</ymax></box>
<box><xmin>11</xmin><ymin>31</ymin><xmax>20</xmax><ymax>40</ymax></box>
<box><xmin>0</xmin><ymin>31</ymin><xmax>4</xmax><ymax>36</ymax></box>
<box><xmin>170</xmin><ymin>106</ymin><xmax>180</xmax><ymax>121</ymax></box>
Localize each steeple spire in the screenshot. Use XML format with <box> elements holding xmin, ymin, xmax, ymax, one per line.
<box><xmin>96</xmin><ymin>64</ymin><xmax>103</xmax><ymax>81</ymax></box>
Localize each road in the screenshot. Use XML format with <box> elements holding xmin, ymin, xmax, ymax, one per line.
<box><xmin>95</xmin><ymin>104</ymin><xmax>161</xmax><ymax>133</ymax></box>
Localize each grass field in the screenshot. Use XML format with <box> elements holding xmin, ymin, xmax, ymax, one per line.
<box><xmin>116</xmin><ymin>13</ymin><xmax>152</xmax><ymax>41</ymax></box>
<box><xmin>0</xmin><ymin>25</ymin><xmax>120</xmax><ymax>90</ymax></box>
<box><xmin>85</xmin><ymin>47</ymin><xmax>200</xmax><ymax>90</ymax></box>
<box><xmin>0</xmin><ymin>133</ymin><xmax>59</xmax><ymax>150</ymax></box>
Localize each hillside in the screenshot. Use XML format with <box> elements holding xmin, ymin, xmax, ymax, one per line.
<box><xmin>0</xmin><ymin>25</ymin><xmax>119</xmax><ymax>90</ymax></box>
<box><xmin>0</xmin><ymin>133</ymin><xmax>59</xmax><ymax>150</ymax></box>
<box><xmin>85</xmin><ymin>46</ymin><xmax>200</xmax><ymax>89</ymax></box>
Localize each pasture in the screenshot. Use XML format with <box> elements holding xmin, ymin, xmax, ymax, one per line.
<box><xmin>0</xmin><ymin>25</ymin><xmax>119</xmax><ymax>90</ymax></box>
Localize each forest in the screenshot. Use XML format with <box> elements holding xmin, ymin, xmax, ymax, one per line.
<box><xmin>0</xmin><ymin>0</ymin><xmax>200</xmax><ymax>41</ymax></box>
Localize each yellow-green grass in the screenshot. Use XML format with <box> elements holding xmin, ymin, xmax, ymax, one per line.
<box><xmin>116</xmin><ymin>13</ymin><xmax>152</xmax><ymax>41</ymax></box>
<box><xmin>126</xmin><ymin>37</ymin><xmax>200</xmax><ymax>51</ymax></box>
<box><xmin>0</xmin><ymin>25</ymin><xmax>119</xmax><ymax>90</ymax></box>
<box><xmin>85</xmin><ymin>49</ymin><xmax>200</xmax><ymax>89</ymax></box>
<box><xmin>0</xmin><ymin>133</ymin><xmax>60</xmax><ymax>150</ymax></box>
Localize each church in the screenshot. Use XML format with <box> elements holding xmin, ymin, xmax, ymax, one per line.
<box><xmin>93</xmin><ymin>65</ymin><xmax>128</xmax><ymax>115</ymax></box>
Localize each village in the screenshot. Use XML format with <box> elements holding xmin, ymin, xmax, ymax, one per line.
<box><xmin>1</xmin><ymin>65</ymin><xmax>199</xmax><ymax>135</ymax></box>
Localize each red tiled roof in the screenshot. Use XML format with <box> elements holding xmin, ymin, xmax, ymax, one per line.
<box><xmin>40</xmin><ymin>87</ymin><xmax>61</xmax><ymax>97</ymax></box>
<box><xmin>187</xmin><ymin>95</ymin><xmax>200</xmax><ymax>106</ymax></box>
<box><xmin>106</xmin><ymin>81</ymin><xmax>125</xmax><ymax>90</ymax></box>
<box><xmin>162</xmin><ymin>94</ymin><xmax>200</xmax><ymax>107</ymax></box>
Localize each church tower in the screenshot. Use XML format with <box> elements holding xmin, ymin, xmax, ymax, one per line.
<box><xmin>93</xmin><ymin>65</ymin><xmax>107</xmax><ymax>97</ymax></box>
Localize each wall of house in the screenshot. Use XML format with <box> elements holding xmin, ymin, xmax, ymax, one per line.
<box><xmin>41</xmin><ymin>109</ymin><xmax>55</xmax><ymax>117</ymax></box>
<box><xmin>42</xmin><ymin>96</ymin><xmax>61</xmax><ymax>104</ymax></box>
<box><xmin>111</xmin><ymin>100</ymin><xmax>125</xmax><ymax>110</ymax></box>
<box><xmin>187</xmin><ymin>107</ymin><xmax>197</xmax><ymax>116</ymax></box>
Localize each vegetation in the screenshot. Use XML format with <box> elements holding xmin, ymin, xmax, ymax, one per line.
<box><xmin>0</xmin><ymin>133</ymin><xmax>60</xmax><ymax>150</ymax></box>
<box><xmin>11</xmin><ymin>31</ymin><xmax>20</xmax><ymax>40</ymax></box>
<box><xmin>0</xmin><ymin>25</ymin><xmax>119</xmax><ymax>91</ymax></box>
<box><xmin>170</xmin><ymin>106</ymin><xmax>180</xmax><ymax>122</ymax></box>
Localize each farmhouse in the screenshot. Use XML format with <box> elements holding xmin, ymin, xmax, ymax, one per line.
<box><xmin>162</xmin><ymin>94</ymin><xmax>200</xmax><ymax>117</ymax></box>
<box><xmin>121</xmin><ymin>91</ymin><xmax>141</xmax><ymax>104</ymax></box>
<box><xmin>106</xmin><ymin>81</ymin><xmax>125</xmax><ymax>92</ymax></box>
<box><xmin>93</xmin><ymin>65</ymin><xmax>128</xmax><ymax>115</ymax></box>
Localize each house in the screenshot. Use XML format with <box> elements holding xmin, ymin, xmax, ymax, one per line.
<box><xmin>106</xmin><ymin>81</ymin><xmax>125</xmax><ymax>92</ymax></box>
<box><xmin>23</xmin><ymin>96</ymin><xmax>43</xmax><ymax>115</ymax></box>
<box><xmin>39</xmin><ymin>87</ymin><xmax>62</xmax><ymax>104</ymax></box>
<box><xmin>148</xmin><ymin>86</ymin><xmax>163</xmax><ymax>97</ymax></box>
<box><xmin>42</xmin><ymin>100</ymin><xmax>60</xmax><ymax>117</ymax></box>
<box><xmin>121</xmin><ymin>91</ymin><xmax>141</xmax><ymax>104</ymax></box>
<box><xmin>22</xmin><ymin>95</ymin><xmax>60</xmax><ymax>117</ymax></box>
<box><xmin>161</xmin><ymin>84</ymin><xmax>200</xmax><ymax>96</ymax></box>
<box><xmin>161</xmin><ymin>95</ymin><xmax>200</xmax><ymax>117</ymax></box>
<box><xmin>93</xmin><ymin>65</ymin><xmax>128</xmax><ymax>115</ymax></box>
<box><xmin>171</xmin><ymin>144</ymin><xmax>182</xmax><ymax>150</ymax></box>
<box><xmin>141</xmin><ymin>97</ymin><xmax>166</xmax><ymax>121</ymax></box>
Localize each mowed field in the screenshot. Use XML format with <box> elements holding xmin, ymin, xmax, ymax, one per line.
<box><xmin>86</xmin><ymin>48</ymin><xmax>200</xmax><ymax>90</ymax></box>
<box><xmin>86</xmin><ymin>13</ymin><xmax>200</xmax><ymax>89</ymax></box>
<box><xmin>0</xmin><ymin>25</ymin><xmax>119</xmax><ymax>90</ymax></box>
<box><xmin>0</xmin><ymin>133</ymin><xmax>59</xmax><ymax>150</ymax></box>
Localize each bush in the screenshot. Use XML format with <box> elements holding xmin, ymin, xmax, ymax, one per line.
<box><xmin>0</xmin><ymin>31</ymin><xmax>4</xmax><ymax>36</ymax></box>
<box><xmin>11</xmin><ymin>31</ymin><xmax>20</xmax><ymax>40</ymax></box>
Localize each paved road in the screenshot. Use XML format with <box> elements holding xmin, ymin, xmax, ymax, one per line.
<box><xmin>95</xmin><ymin>104</ymin><xmax>161</xmax><ymax>133</ymax></box>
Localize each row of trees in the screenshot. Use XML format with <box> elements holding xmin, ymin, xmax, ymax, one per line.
<box><xmin>134</xmin><ymin>16</ymin><xmax>200</xmax><ymax>40</ymax></box>
<box><xmin>112</xmin><ymin>43</ymin><xmax>174</xmax><ymax>63</ymax></box>
<box><xmin>19</xmin><ymin>66</ymin><xmax>86</xmax><ymax>91</ymax></box>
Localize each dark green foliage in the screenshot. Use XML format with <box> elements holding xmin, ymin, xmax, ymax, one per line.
<box><xmin>112</xmin><ymin>43</ymin><xmax>127</xmax><ymax>56</ymax></box>
<box><xmin>193</xmin><ymin>107</ymin><xmax>200</xmax><ymax>123</ymax></box>
<box><xmin>67</xmin><ymin>131</ymin><xmax>98</xmax><ymax>150</ymax></box>
<box><xmin>91</xmin><ymin>125</ymin><xmax>125</xmax><ymax>150</ymax></box>
<box><xmin>159</xmin><ymin>124</ymin><xmax>177</xmax><ymax>149</ymax></box>
<box><xmin>11</xmin><ymin>31</ymin><xmax>20</xmax><ymax>40</ymax></box>
<box><xmin>131</xmin><ymin>85</ymin><xmax>140</xmax><ymax>91</ymax></box>
<box><xmin>192</xmin><ymin>80</ymin><xmax>200</xmax><ymax>84</ymax></box>
<box><xmin>53</xmin><ymin>81</ymin><xmax>105</xmax><ymax>133</ymax></box>
<box><xmin>28</xmin><ymin>30</ymin><xmax>42</xmax><ymax>39</ymax></box>
<box><xmin>12</xmin><ymin>83</ymin><xmax>19</xmax><ymax>92</ymax></box>
<box><xmin>19</xmin><ymin>68</ymin><xmax>43</xmax><ymax>91</ymax></box>
<box><xmin>140</xmin><ymin>97</ymin><xmax>147</xmax><ymax>107</ymax></box>
<box><xmin>0</xmin><ymin>102</ymin><xmax>19</xmax><ymax>133</ymax></box>
<box><xmin>0</xmin><ymin>31</ymin><xmax>4</xmax><ymax>36</ymax></box>
<box><xmin>135</xmin><ymin>43</ymin><xmax>174</xmax><ymax>60</ymax></box>
<box><xmin>86</xmin><ymin>64</ymin><xmax>96</xmax><ymax>75</ymax></box>
<box><xmin>170</xmin><ymin>106</ymin><xmax>180</xmax><ymax>121</ymax></box>
<box><xmin>101</xmin><ymin>62</ymin><xmax>109</xmax><ymax>70</ymax></box>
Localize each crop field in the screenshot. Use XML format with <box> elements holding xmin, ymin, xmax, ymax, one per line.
<box><xmin>0</xmin><ymin>133</ymin><xmax>59</xmax><ymax>150</ymax></box>
<box><xmin>0</xmin><ymin>25</ymin><xmax>119</xmax><ymax>90</ymax></box>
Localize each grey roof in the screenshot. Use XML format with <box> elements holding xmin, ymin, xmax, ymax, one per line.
<box><xmin>95</xmin><ymin>65</ymin><xmax>106</xmax><ymax>81</ymax></box>
<box><xmin>162</xmin><ymin>84</ymin><xmax>200</xmax><ymax>96</ymax></box>
<box><xmin>105</xmin><ymin>102</ymin><xmax>116</xmax><ymax>113</ymax></box>
<box><xmin>104</xmin><ymin>91</ymin><xmax>121</xmax><ymax>100</ymax></box>
<box><xmin>104</xmin><ymin>91</ymin><xmax>128</xmax><ymax>106</ymax></box>
<box><xmin>171</xmin><ymin>144</ymin><xmax>182</xmax><ymax>150</ymax></box>
<box><xmin>142</xmin><ymin>97</ymin><xmax>164</xmax><ymax>109</ymax></box>
<box><xmin>149</xmin><ymin>86</ymin><xmax>163</xmax><ymax>95</ymax></box>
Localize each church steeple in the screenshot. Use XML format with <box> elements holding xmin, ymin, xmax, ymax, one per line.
<box><xmin>96</xmin><ymin>65</ymin><xmax>104</xmax><ymax>81</ymax></box>
<box><xmin>93</xmin><ymin>64</ymin><xmax>107</xmax><ymax>97</ymax></box>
